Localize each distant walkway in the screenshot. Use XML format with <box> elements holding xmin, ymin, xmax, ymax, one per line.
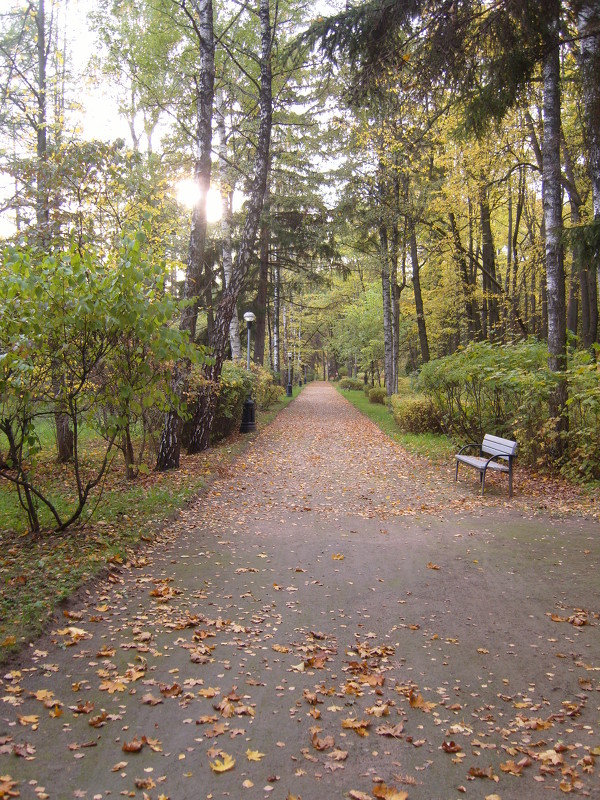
<box><xmin>2</xmin><ymin>382</ymin><xmax>599</xmax><ymax>799</ymax></box>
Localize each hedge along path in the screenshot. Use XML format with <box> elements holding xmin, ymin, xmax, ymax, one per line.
<box><xmin>1</xmin><ymin>381</ymin><xmax>599</xmax><ymax>800</ymax></box>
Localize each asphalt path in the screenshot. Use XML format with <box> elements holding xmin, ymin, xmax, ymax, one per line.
<box><xmin>1</xmin><ymin>382</ymin><xmax>599</xmax><ymax>800</ymax></box>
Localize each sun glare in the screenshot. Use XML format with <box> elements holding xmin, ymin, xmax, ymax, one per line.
<box><xmin>176</xmin><ymin>179</ymin><xmax>223</xmax><ymax>223</ymax></box>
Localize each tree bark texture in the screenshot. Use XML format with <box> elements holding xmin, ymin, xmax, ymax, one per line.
<box><xmin>187</xmin><ymin>0</ymin><xmax>272</xmax><ymax>453</ymax></box>
<box><xmin>542</xmin><ymin>3</ymin><xmax>568</xmax><ymax>449</ymax></box>
<box><xmin>217</xmin><ymin>92</ymin><xmax>241</xmax><ymax>359</ymax></box>
<box><xmin>254</xmin><ymin>198</ymin><xmax>271</xmax><ymax>366</ymax></box>
<box><xmin>410</xmin><ymin>222</ymin><xmax>430</xmax><ymax>364</ymax></box>
<box><xmin>379</xmin><ymin>223</ymin><xmax>394</xmax><ymax>396</ymax></box>
<box><xmin>156</xmin><ymin>0</ymin><xmax>215</xmax><ymax>471</ymax></box>
<box><xmin>577</xmin><ymin>0</ymin><xmax>600</xmax><ymax>344</ymax></box>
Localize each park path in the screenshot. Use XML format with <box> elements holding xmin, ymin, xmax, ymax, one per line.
<box><xmin>1</xmin><ymin>383</ymin><xmax>599</xmax><ymax>800</ymax></box>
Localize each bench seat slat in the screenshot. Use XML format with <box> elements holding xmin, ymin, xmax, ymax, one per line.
<box><xmin>455</xmin><ymin>454</ymin><xmax>509</xmax><ymax>473</ymax></box>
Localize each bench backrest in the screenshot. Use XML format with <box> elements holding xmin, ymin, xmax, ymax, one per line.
<box><xmin>481</xmin><ymin>434</ymin><xmax>518</xmax><ymax>459</ymax></box>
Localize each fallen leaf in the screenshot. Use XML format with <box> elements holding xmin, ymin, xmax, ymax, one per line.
<box><xmin>409</xmin><ymin>690</ymin><xmax>437</xmax><ymax>712</ymax></box>
<box><xmin>122</xmin><ymin>737</ymin><xmax>144</xmax><ymax>753</ymax></box>
<box><xmin>342</xmin><ymin>718</ymin><xmax>370</xmax><ymax>736</ymax></box>
<box><xmin>373</xmin><ymin>784</ymin><xmax>408</xmax><ymax>800</ymax></box>
<box><xmin>246</xmin><ymin>748</ymin><xmax>265</xmax><ymax>761</ymax></box>
<box><xmin>376</xmin><ymin>723</ymin><xmax>404</xmax><ymax>738</ymax></box>
<box><xmin>209</xmin><ymin>752</ymin><xmax>235</xmax><ymax>773</ymax></box>
<box><xmin>0</xmin><ymin>775</ymin><xmax>20</xmax><ymax>797</ymax></box>
<box><xmin>141</xmin><ymin>693</ymin><xmax>163</xmax><ymax>706</ymax></box>
<box><xmin>310</xmin><ymin>726</ymin><xmax>335</xmax><ymax>751</ymax></box>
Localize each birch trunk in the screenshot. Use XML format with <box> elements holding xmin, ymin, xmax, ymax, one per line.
<box><xmin>542</xmin><ymin>2</ymin><xmax>568</xmax><ymax>452</ymax></box>
<box><xmin>577</xmin><ymin>0</ymin><xmax>600</xmax><ymax>344</ymax></box>
<box><xmin>156</xmin><ymin>0</ymin><xmax>215</xmax><ymax>471</ymax></box>
<box><xmin>187</xmin><ymin>0</ymin><xmax>272</xmax><ymax>453</ymax></box>
<box><xmin>216</xmin><ymin>92</ymin><xmax>241</xmax><ymax>359</ymax></box>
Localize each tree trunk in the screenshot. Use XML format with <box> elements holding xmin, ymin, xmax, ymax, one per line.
<box><xmin>216</xmin><ymin>92</ymin><xmax>241</xmax><ymax>359</ymax></box>
<box><xmin>379</xmin><ymin>222</ymin><xmax>394</xmax><ymax>395</ymax></box>
<box><xmin>480</xmin><ymin>186</ymin><xmax>500</xmax><ymax>338</ymax></box>
<box><xmin>449</xmin><ymin>212</ymin><xmax>481</xmax><ymax>341</ymax></box>
<box><xmin>156</xmin><ymin>0</ymin><xmax>215</xmax><ymax>471</ymax></box>
<box><xmin>187</xmin><ymin>0</ymin><xmax>272</xmax><ymax>453</ymax></box>
<box><xmin>577</xmin><ymin>0</ymin><xmax>600</xmax><ymax>345</ymax></box>
<box><xmin>410</xmin><ymin>222</ymin><xmax>430</xmax><ymax>364</ymax></box>
<box><xmin>273</xmin><ymin>262</ymin><xmax>280</xmax><ymax>376</ymax></box>
<box><xmin>542</xmin><ymin>6</ymin><xmax>568</xmax><ymax>453</ymax></box>
<box><xmin>254</xmin><ymin>192</ymin><xmax>271</xmax><ymax>365</ymax></box>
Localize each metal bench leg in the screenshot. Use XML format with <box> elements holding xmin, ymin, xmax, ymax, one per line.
<box><xmin>455</xmin><ymin>461</ymin><xmax>459</xmax><ymax>482</ymax></box>
<box><xmin>480</xmin><ymin>469</ymin><xmax>486</xmax><ymax>496</ymax></box>
<box><xmin>508</xmin><ymin>464</ymin><xmax>513</xmax><ymax>498</ymax></box>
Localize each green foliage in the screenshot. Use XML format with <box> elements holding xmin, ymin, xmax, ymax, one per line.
<box><xmin>390</xmin><ymin>395</ymin><xmax>442</xmax><ymax>434</ymax></box>
<box><xmin>211</xmin><ymin>361</ymin><xmax>252</xmax><ymax>442</ymax></box>
<box><xmin>251</xmin><ymin>363</ymin><xmax>285</xmax><ymax>409</ymax></box>
<box><xmin>0</xmin><ymin>227</ymin><xmax>198</xmax><ymax>531</ymax></box>
<box><xmin>563</xmin><ymin>348</ymin><xmax>600</xmax><ymax>481</ymax></box>
<box><xmin>340</xmin><ymin>377</ymin><xmax>364</xmax><ymax>391</ymax></box>
<box><xmin>418</xmin><ymin>340</ymin><xmax>600</xmax><ymax>478</ymax></box>
<box><xmin>368</xmin><ymin>386</ymin><xmax>387</xmax><ymax>404</ymax></box>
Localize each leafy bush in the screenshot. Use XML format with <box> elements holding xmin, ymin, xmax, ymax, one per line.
<box><xmin>210</xmin><ymin>361</ymin><xmax>252</xmax><ymax>443</ymax></box>
<box><xmin>0</xmin><ymin>230</ymin><xmax>196</xmax><ymax>532</ymax></box>
<box><xmin>251</xmin><ymin>363</ymin><xmax>284</xmax><ymax>409</ymax></box>
<box><xmin>563</xmin><ymin>348</ymin><xmax>600</xmax><ymax>480</ymax></box>
<box><xmin>339</xmin><ymin>377</ymin><xmax>363</xmax><ymax>391</ymax></box>
<box><xmin>390</xmin><ymin>396</ymin><xmax>442</xmax><ymax>433</ymax></box>
<box><xmin>417</xmin><ymin>339</ymin><xmax>600</xmax><ymax>477</ymax></box>
<box><xmin>368</xmin><ymin>387</ymin><xmax>387</xmax><ymax>404</ymax></box>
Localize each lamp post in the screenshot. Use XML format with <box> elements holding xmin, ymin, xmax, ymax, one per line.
<box><xmin>286</xmin><ymin>351</ymin><xmax>293</xmax><ymax>397</ymax></box>
<box><xmin>240</xmin><ymin>311</ymin><xmax>257</xmax><ymax>433</ymax></box>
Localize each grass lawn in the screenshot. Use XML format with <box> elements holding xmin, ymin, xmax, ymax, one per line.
<box><xmin>0</xmin><ymin>389</ymin><xmax>299</xmax><ymax>663</ymax></box>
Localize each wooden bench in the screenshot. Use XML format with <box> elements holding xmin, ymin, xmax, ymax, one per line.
<box><xmin>455</xmin><ymin>434</ymin><xmax>518</xmax><ymax>497</ymax></box>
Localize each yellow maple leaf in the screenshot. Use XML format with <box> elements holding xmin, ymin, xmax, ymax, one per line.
<box><xmin>99</xmin><ymin>679</ymin><xmax>127</xmax><ymax>693</ymax></box>
<box><xmin>332</xmin><ymin>553</ymin><xmax>345</xmax><ymax>560</ymax></box>
<box><xmin>30</xmin><ymin>689</ymin><xmax>54</xmax><ymax>702</ymax></box>
<box><xmin>209</xmin><ymin>752</ymin><xmax>235</xmax><ymax>773</ymax></box>
<box><xmin>246</xmin><ymin>748</ymin><xmax>265</xmax><ymax>761</ymax></box>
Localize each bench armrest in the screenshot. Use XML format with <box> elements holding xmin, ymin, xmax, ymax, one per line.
<box><xmin>456</xmin><ymin>443</ymin><xmax>481</xmax><ymax>456</ymax></box>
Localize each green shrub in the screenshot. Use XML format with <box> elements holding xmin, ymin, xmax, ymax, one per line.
<box><xmin>368</xmin><ymin>387</ymin><xmax>387</xmax><ymax>404</ymax></box>
<box><xmin>340</xmin><ymin>377</ymin><xmax>363</xmax><ymax>391</ymax></box>
<box><xmin>364</xmin><ymin>383</ymin><xmax>372</xmax><ymax>396</ymax></box>
<box><xmin>391</xmin><ymin>395</ymin><xmax>442</xmax><ymax>433</ymax></box>
<box><xmin>211</xmin><ymin>361</ymin><xmax>252</xmax><ymax>442</ymax></box>
<box><xmin>251</xmin><ymin>363</ymin><xmax>284</xmax><ymax>409</ymax></box>
<box><xmin>562</xmin><ymin>348</ymin><xmax>600</xmax><ymax>480</ymax></box>
<box><xmin>417</xmin><ymin>339</ymin><xmax>600</xmax><ymax>477</ymax></box>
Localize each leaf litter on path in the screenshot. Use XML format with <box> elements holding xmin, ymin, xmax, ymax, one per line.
<box><xmin>1</xmin><ymin>383</ymin><xmax>599</xmax><ymax>799</ymax></box>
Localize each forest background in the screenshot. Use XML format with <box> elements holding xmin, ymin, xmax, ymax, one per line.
<box><xmin>1</xmin><ymin>0</ymin><xmax>599</xmax><ymax>544</ymax></box>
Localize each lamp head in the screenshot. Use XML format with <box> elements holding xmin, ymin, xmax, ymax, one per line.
<box><xmin>243</xmin><ymin>311</ymin><xmax>256</xmax><ymax>325</ymax></box>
